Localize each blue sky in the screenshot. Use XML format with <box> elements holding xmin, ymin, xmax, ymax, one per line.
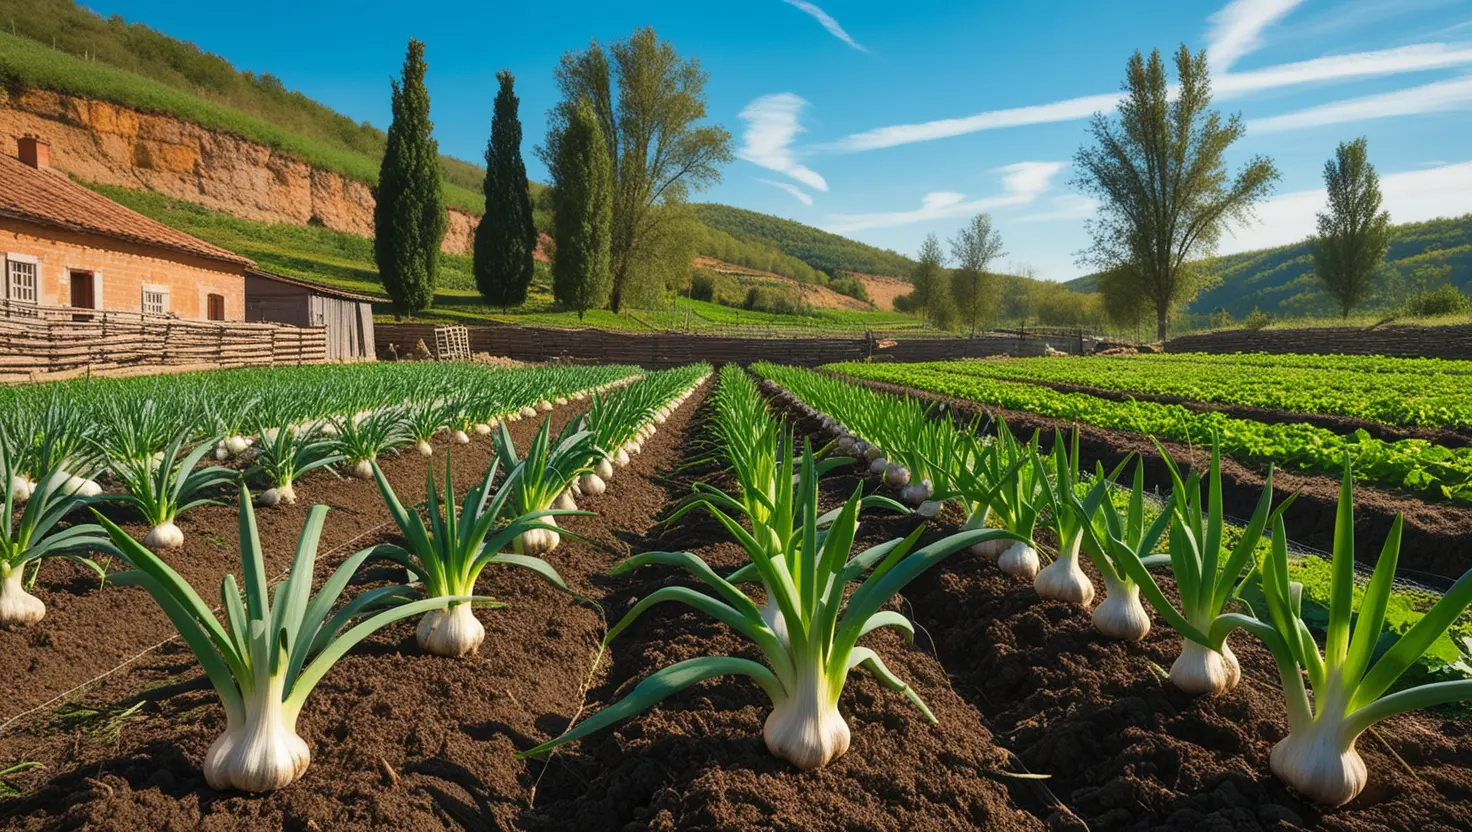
<box><xmin>89</xmin><ymin>0</ymin><xmax>1472</xmax><ymax>280</ymax></box>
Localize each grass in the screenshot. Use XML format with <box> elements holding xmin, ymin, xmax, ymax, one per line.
<box><xmin>97</xmin><ymin>184</ymin><xmax>934</xmax><ymax>336</ymax></box>
<box><xmin>0</xmin><ymin>31</ymin><xmax>486</xmax><ymax>215</ymax></box>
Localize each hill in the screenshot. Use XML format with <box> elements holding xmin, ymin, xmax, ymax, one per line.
<box><xmin>693</xmin><ymin>203</ymin><xmax>917</xmax><ymax>279</ymax></box>
<box><xmin>1065</xmin><ymin>214</ymin><xmax>1472</xmax><ymax>319</ymax></box>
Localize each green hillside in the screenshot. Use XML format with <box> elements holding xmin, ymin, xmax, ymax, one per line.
<box><xmin>1066</xmin><ymin>214</ymin><xmax>1472</xmax><ymax>319</ymax></box>
<box><xmin>694</xmin><ymin>203</ymin><xmax>917</xmax><ymax>278</ymax></box>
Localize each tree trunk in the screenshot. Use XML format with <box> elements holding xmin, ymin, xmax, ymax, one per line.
<box><xmin>1156</xmin><ymin>304</ymin><xmax>1168</xmax><ymax>343</ymax></box>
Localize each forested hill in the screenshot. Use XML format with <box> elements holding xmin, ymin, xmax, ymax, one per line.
<box><xmin>1065</xmin><ymin>214</ymin><xmax>1472</xmax><ymax>318</ymax></box>
<box><xmin>693</xmin><ymin>204</ymin><xmax>917</xmax><ymax>279</ymax></box>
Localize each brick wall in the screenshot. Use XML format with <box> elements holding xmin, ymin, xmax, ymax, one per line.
<box><xmin>0</xmin><ymin>217</ymin><xmax>247</xmax><ymax>321</ymax></box>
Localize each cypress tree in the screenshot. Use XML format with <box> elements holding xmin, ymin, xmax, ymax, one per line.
<box><xmin>550</xmin><ymin>98</ymin><xmax>612</xmax><ymax>319</ymax></box>
<box><xmin>375</xmin><ymin>39</ymin><xmax>446</xmax><ymax>316</ymax></box>
<box><xmin>474</xmin><ymin>70</ymin><xmax>537</xmax><ymax>308</ymax></box>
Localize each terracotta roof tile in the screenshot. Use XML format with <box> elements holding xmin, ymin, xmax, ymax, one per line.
<box><xmin>0</xmin><ymin>153</ymin><xmax>253</xmax><ymax>267</ymax></box>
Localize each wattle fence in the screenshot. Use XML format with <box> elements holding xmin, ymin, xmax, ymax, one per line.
<box><xmin>375</xmin><ymin>323</ymin><xmax>1086</xmax><ymax>368</ymax></box>
<box><xmin>1165</xmin><ymin>324</ymin><xmax>1472</xmax><ymax>360</ymax></box>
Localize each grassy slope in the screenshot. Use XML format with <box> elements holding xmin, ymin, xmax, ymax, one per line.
<box><xmin>693</xmin><ymin>203</ymin><xmax>917</xmax><ymax>278</ymax></box>
<box><xmin>96</xmin><ymin>186</ymin><xmax>933</xmax><ymax>334</ymax></box>
<box><xmin>1065</xmin><ymin>214</ymin><xmax>1472</xmax><ymax>320</ymax></box>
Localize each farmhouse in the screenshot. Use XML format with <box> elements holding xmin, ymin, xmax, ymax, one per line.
<box><xmin>0</xmin><ymin>137</ymin><xmax>253</xmax><ymax>320</ymax></box>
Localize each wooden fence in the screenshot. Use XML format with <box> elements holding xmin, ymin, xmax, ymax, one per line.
<box><xmin>376</xmin><ymin>323</ymin><xmax>1084</xmax><ymax>368</ymax></box>
<box><xmin>1165</xmin><ymin>324</ymin><xmax>1472</xmax><ymax>360</ymax></box>
<box><xmin>0</xmin><ymin>301</ymin><xmax>328</xmax><ymax>382</ymax></box>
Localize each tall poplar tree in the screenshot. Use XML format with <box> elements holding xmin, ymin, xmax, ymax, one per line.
<box><xmin>375</xmin><ymin>39</ymin><xmax>446</xmax><ymax>316</ymax></box>
<box><xmin>474</xmin><ymin>70</ymin><xmax>538</xmax><ymax>308</ymax></box>
<box><xmin>1312</xmin><ymin>137</ymin><xmax>1392</xmax><ymax>318</ymax></box>
<box><xmin>1074</xmin><ymin>45</ymin><xmax>1278</xmax><ymax>341</ymax></box>
<box><xmin>550</xmin><ymin>98</ymin><xmax>613</xmax><ymax>319</ymax></box>
<box><xmin>949</xmin><ymin>214</ymin><xmax>1006</xmax><ymax>337</ymax></box>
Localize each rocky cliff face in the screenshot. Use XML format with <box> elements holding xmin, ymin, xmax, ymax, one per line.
<box><xmin>0</xmin><ymin>89</ymin><xmax>478</xmax><ymax>254</ymax></box>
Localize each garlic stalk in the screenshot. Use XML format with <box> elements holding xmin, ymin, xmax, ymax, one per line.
<box><xmin>1033</xmin><ymin>431</ymin><xmax>1100</xmax><ymax>604</ymax></box>
<box><xmin>368</xmin><ymin>452</ymin><xmax>573</xmax><ymax>657</ymax></box>
<box><xmin>518</xmin><ymin>445</ymin><xmax>1024</xmax><ymax>770</ymax></box>
<box><xmin>108</xmin><ymin>431</ymin><xmax>236</xmax><ymax>548</ymax></box>
<box><xmin>95</xmin><ymin>490</ymin><xmax>458</xmax><ymax>791</ymax></box>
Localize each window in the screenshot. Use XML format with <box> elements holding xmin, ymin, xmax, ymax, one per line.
<box><xmin>142</xmin><ymin>285</ymin><xmax>170</xmax><ymax>316</ymax></box>
<box><xmin>6</xmin><ymin>256</ymin><xmax>38</xmax><ymax>305</ymax></box>
<box><xmin>207</xmin><ymin>293</ymin><xmax>225</xmax><ymax>321</ymax></box>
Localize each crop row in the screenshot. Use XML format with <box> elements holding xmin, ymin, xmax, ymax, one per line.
<box><xmin>1143</xmin><ymin>351</ymin><xmax>1472</xmax><ymax>377</ymax></box>
<box><xmin>912</xmin><ymin>355</ymin><xmax>1472</xmax><ymax>430</ymax></box>
<box><xmin>750</xmin><ymin>362</ymin><xmax>1472</xmax><ymax>805</ymax></box>
<box><xmin>821</xmin><ymin>360</ymin><xmax>1472</xmax><ymax>503</ymax></box>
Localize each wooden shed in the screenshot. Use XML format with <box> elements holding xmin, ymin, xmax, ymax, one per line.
<box><xmin>245</xmin><ymin>269</ymin><xmax>378</xmax><ymax>361</ymax></box>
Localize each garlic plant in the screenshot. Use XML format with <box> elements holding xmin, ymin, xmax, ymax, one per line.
<box><xmin>1032</xmin><ymin>431</ymin><xmax>1125</xmax><ymax>605</ymax></box>
<box><xmin>330</xmin><ymin>406</ymin><xmax>410</xmax><ymax>480</ymax></box>
<box><xmin>1070</xmin><ymin>459</ymin><xmax>1160</xmax><ymax>641</ymax></box>
<box><xmin>106</xmin><ymin>431</ymin><xmax>237</xmax><ymax>549</ymax></box>
<box><xmin>92</xmin><ymin>490</ymin><xmax>458</xmax><ymax>792</ymax></box>
<box><xmin>493</xmin><ymin>420</ymin><xmax>597</xmax><ymax>556</ymax></box>
<box><xmin>0</xmin><ymin>429</ymin><xmax>115</xmax><ymax>625</ymax></box>
<box><xmin>405</xmin><ymin>400</ymin><xmax>449</xmax><ymax>457</ymax></box>
<box><xmin>519</xmin><ymin>446</ymin><xmax>1022</xmax><ymax>770</ymax></box>
<box><xmin>948</xmin><ymin>419</ymin><xmax>1046</xmax><ymax>579</ymax></box>
<box><xmin>248</xmin><ymin>421</ymin><xmax>343</xmax><ymax>507</ymax></box>
<box><xmin>1095</xmin><ymin>442</ymin><xmax>1289</xmax><ymax>696</ymax></box>
<box><xmin>1213</xmin><ymin>461</ymin><xmax>1472</xmax><ymax>805</ymax></box>
<box><xmin>368</xmin><ymin>452</ymin><xmax>577</xmax><ymax>656</ymax></box>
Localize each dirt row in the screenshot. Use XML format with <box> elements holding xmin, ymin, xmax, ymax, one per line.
<box><xmin>764</xmin><ymin>385</ymin><xmax>1472</xmax><ymax>832</ymax></box>
<box><xmin>830</xmin><ymin>372</ymin><xmax>1472</xmax><ymax>583</ymax></box>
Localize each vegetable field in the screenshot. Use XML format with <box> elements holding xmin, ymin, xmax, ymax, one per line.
<box><xmin>0</xmin><ymin>354</ymin><xmax>1469</xmax><ymax>830</ymax></box>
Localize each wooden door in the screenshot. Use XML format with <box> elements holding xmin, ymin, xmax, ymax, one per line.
<box><xmin>69</xmin><ymin>271</ymin><xmax>95</xmax><ymax>321</ymax></box>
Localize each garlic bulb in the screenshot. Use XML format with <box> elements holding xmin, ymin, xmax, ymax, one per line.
<box><xmin>415</xmin><ymin>440</ymin><xmax>434</xmax><ymax>457</ymax></box>
<box><xmin>883</xmin><ymin>463</ymin><xmax>910</xmax><ymax>489</ymax></box>
<box><xmin>474</xmin><ymin>423</ymin><xmax>493</xmax><ymax>436</ymax></box>
<box><xmin>416</xmin><ymin>602</ymin><xmax>485</xmax><ymax>657</ymax></box>
<box><xmin>143</xmin><ymin>521</ymin><xmax>186</xmax><ymax>550</ymax></box>
<box><xmin>900</xmin><ymin>479</ymin><xmax>933</xmax><ymax>507</ymax></box>
<box><xmin>553</xmin><ymin>490</ymin><xmax>578</xmax><ymax>511</ymax></box>
<box><xmin>451</xmin><ymin>430</ymin><xmax>471</xmax><ymax>445</ymax></box>
<box><xmin>1169</xmin><ymin>639</ymin><xmax>1241</xmax><ymax>696</ymax></box>
<box><xmin>1033</xmin><ymin>537</ymin><xmax>1094</xmax><ymax>604</ymax></box>
<box><xmin>202</xmin><ymin>674</ymin><xmax>310</xmax><ymax>793</ymax></box>
<box><xmin>257</xmin><ymin>483</ymin><xmax>297</xmax><ymax>507</ymax></box>
<box><xmin>9</xmin><ymin>475</ymin><xmax>33</xmax><ymax>503</ymax></box>
<box><xmin>579</xmin><ymin>473</ymin><xmax>607</xmax><ymax>496</ymax></box>
<box><xmin>1092</xmin><ymin>576</ymin><xmax>1150</xmax><ymax>641</ymax></box>
<box><xmin>518</xmin><ymin>516</ymin><xmax>560</xmax><ymax>556</ymax></box>
<box><xmin>0</xmin><ymin>567</ymin><xmax>46</xmax><ymax>625</ymax></box>
<box><xmin>224</xmin><ymin>435</ymin><xmax>252</xmax><ymax>456</ymax></box>
<box><xmin>762</xmin><ymin>666</ymin><xmax>851</xmax><ymax>771</ymax></box>
<box><xmin>614</xmin><ymin>448</ymin><xmax>631</xmax><ymax>468</ymax></box>
<box><xmin>595</xmin><ymin>458</ymin><xmax>615</xmax><ymax>480</ymax></box>
<box><xmin>916</xmin><ymin>500</ymin><xmax>943</xmax><ymax>519</ymax></box>
<box><xmin>1269</xmin><ymin>720</ymin><xmax>1368</xmax><ymax>806</ymax></box>
<box><xmin>868</xmin><ymin>457</ymin><xmax>888</xmax><ymax>475</ymax></box>
<box><xmin>997</xmin><ymin>542</ymin><xmax>1040</xmax><ymax>579</ymax></box>
<box><xmin>537</xmin><ymin>399</ymin><xmax>553</xmax><ymax>412</ymax></box>
<box><xmin>864</xmin><ymin>446</ymin><xmax>884</xmax><ymax>462</ymax></box>
<box><xmin>349</xmin><ymin>459</ymin><xmax>375</xmax><ymax>480</ymax></box>
<box><xmin>519</xmin><ymin>406</ymin><xmax>538</xmax><ymax>419</ymax></box>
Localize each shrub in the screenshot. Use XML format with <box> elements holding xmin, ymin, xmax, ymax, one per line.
<box><xmin>1243</xmin><ymin>306</ymin><xmax>1272</xmax><ymax>330</ymax></box>
<box><xmin>828</xmin><ymin>277</ymin><xmax>870</xmax><ymax>304</ymax></box>
<box><xmin>1402</xmin><ymin>285</ymin><xmax>1471</xmax><ymax>318</ymax></box>
<box><xmin>743</xmin><ymin>286</ymin><xmax>812</xmax><ymax>317</ymax></box>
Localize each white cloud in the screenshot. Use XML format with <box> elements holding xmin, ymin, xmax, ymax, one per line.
<box><xmin>1222</xmin><ymin>160</ymin><xmax>1472</xmax><ymax>253</ymax></box>
<box><xmin>756</xmin><ymin>178</ymin><xmax>814</xmax><ymax>206</ymax></box>
<box><xmin>1250</xmin><ymin>75</ymin><xmax>1472</xmax><ymax>133</ymax></box>
<box><xmin>1016</xmin><ymin>193</ymin><xmax>1100</xmax><ymax>223</ymax></box>
<box><xmin>737</xmin><ymin>93</ymin><xmax>829</xmax><ymax>192</ymax></box>
<box><xmin>825</xmin><ymin>161</ymin><xmax>1066</xmax><ymax>233</ymax></box>
<box><xmin>781</xmin><ymin>0</ymin><xmax>867</xmax><ymax>52</ymax></box>
<box><xmin>825</xmin><ymin>43</ymin><xmax>1472</xmax><ymax>153</ymax></box>
<box><xmin>1205</xmin><ymin>0</ymin><xmax>1306</xmax><ymax>73</ymax></box>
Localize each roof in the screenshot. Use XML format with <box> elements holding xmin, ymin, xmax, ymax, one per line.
<box><xmin>0</xmin><ymin>153</ymin><xmax>254</xmax><ymax>268</ymax></box>
<box><xmin>246</xmin><ymin>269</ymin><xmax>383</xmax><ymax>303</ymax></box>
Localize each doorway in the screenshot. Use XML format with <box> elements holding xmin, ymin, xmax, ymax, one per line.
<box><xmin>69</xmin><ymin>271</ymin><xmax>95</xmax><ymax>321</ymax></box>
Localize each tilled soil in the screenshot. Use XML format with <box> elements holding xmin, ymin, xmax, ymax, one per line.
<box><xmin>769</xmin><ymin>386</ymin><xmax>1472</xmax><ymax>832</ymax></box>
<box><xmin>832</xmin><ymin>372</ymin><xmax>1472</xmax><ymax>582</ymax></box>
<box><xmin>519</xmin><ymin>400</ymin><xmax>1041</xmax><ymax>831</ymax></box>
<box><xmin>0</xmin><ymin>390</ymin><xmax>699</xmax><ymax>830</ymax></box>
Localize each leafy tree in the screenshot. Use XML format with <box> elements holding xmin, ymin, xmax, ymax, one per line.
<box><xmin>908</xmin><ymin>233</ymin><xmax>949</xmax><ymax>325</ymax></box>
<box><xmin>540</xmin><ymin>27</ymin><xmax>733</xmax><ymax>313</ymax></box>
<box><xmin>1000</xmin><ymin>265</ymin><xmax>1039</xmax><ymax>328</ymax></box>
<box><xmin>474</xmin><ymin>70</ymin><xmax>538</xmax><ymax>308</ymax></box>
<box><xmin>1312</xmin><ymin>137</ymin><xmax>1392</xmax><ymax>318</ymax></box>
<box><xmin>949</xmin><ymin>214</ymin><xmax>1006</xmax><ymax>337</ymax></box>
<box><xmin>549</xmin><ymin>98</ymin><xmax>613</xmax><ymax>319</ymax></box>
<box><xmin>374</xmin><ymin>39</ymin><xmax>446</xmax><ymax>316</ymax></box>
<box><xmin>1098</xmin><ymin>264</ymin><xmax>1153</xmax><ymax>340</ymax></box>
<box><xmin>1074</xmin><ymin>45</ymin><xmax>1278</xmax><ymax>341</ymax></box>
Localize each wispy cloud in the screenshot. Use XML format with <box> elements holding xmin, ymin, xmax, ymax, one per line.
<box><xmin>825</xmin><ymin>162</ymin><xmax>1066</xmax><ymax>233</ymax></box>
<box><xmin>781</xmin><ymin>0</ymin><xmax>867</xmax><ymax>52</ymax></box>
<box><xmin>825</xmin><ymin>42</ymin><xmax>1472</xmax><ymax>153</ymax></box>
<box><xmin>1250</xmin><ymin>75</ymin><xmax>1472</xmax><ymax>133</ymax></box>
<box><xmin>1205</xmin><ymin>0</ymin><xmax>1307</xmax><ymax>73</ymax></box>
<box><xmin>1016</xmin><ymin>194</ymin><xmax>1100</xmax><ymax>223</ymax></box>
<box><xmin>1223</xmin><ymin>160</ymin><xmax>1472</xmax><ymax>253</ymax></box>
<box><xmin>756</xmin><ymin>178</ymin><xmax>814</xmax><ymax>206</ymax></box>
<box><xmin>737</xmin><ymin>93</ymin><xmax>829</xmax><ymax>192</ymax></box>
